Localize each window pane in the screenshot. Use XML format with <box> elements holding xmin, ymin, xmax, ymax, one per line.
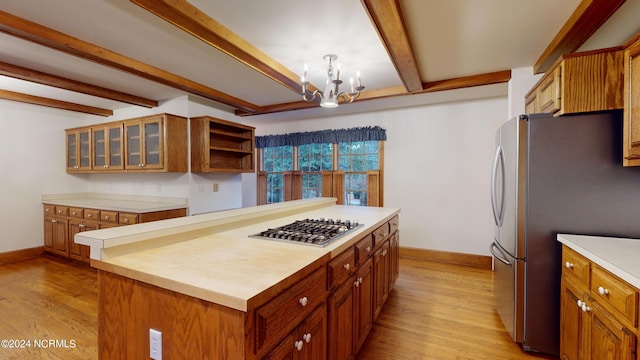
<box><xmin>365</xmin><ymin>140</ymin><xmax>378</xmax><ymax>154</ymax></box>
<box><xmin>366</xmin><ymin>154</ymin><xmax>378</xmax><ymax>170</ymax></box>
<box><xmin>351</xmin><ymin>141</ymin><xmax>365</xmax><ymax>154</ymax></box>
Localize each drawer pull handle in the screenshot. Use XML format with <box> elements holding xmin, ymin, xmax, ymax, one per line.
<box><xmin>295</xmin><ymin>340</ymin><xmax>303</xmax><ymax>351</ymax></box>
<box><xmin>303</xmin><ymin>333</ymin><xmax>312</xmax><ymax>343</ymax></box>
<box><xmin>344</xmin><ymin>263</ymin><xmax>350</xmax><ymax>271</ymax></box>
<box><xmin>598</xmin><ymin>286</ymin><xmax>609</xmax><ymax>296</ymax></box>
<box><xmin>299</xmin><ymin>297</ymin><xmax>308</xmax><ymax>307</ymax></box>
<box><xmin>565</xmin><ymin>261</ymin><xmax>574</xmax><ymax>269</ymax></box>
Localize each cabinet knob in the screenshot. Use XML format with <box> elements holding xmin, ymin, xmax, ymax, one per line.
<box><xmin>124</xmin><ymin>218</ymin><xmax>129</xmax><ymax>223</ymax></box>
<box><xmin>344</xmin><ymin>263</ymin><xmax>350</xmax><ymax>271</ymax></box>
<box><xmin>581</xmin><ymin>303</ymin><xmax>591</xmax><ymax>313</ymax></box>
<box><xmin>51</xmin><ymin>219</ymin><xmax>57</xmax><ymax>223</ymax></box>
<box><xmin>382</xmin><ymin>250</ymin><xmax>388</xmax><ymax>256</ymax></box>
<box><xmin>303</xmin><ymin>333</ymin><xmax>312</xmax><ymax>343</ymax></box>
<box><xmin>598</xmin><ymin>286</ymin><xmax>610</xmax><ymax>296</ymax></box>
<box><xmin>295</xmin><ymin>340</ymin><xmax>303</xmax><ymax>351</ymax></box>
<box><xmin>354</xmin><ymin>280</ymin><xmax>360</xmax><ymax>287</ymax></box>
<box><xmin>358</xmin><ymin>277</ymin><xmax>363</xmax><ymax>284</ymax></box>
<box><xmin>366</xmin><ymin>246</ymin><xmax>371</xmax><ymax>253</ymax></box>
<box><xmin>299</xmin><ymin>296</ymin><xmax>308</xmax><ymax>307</ymax></box>
<box><xmin>79</xmin><ymin>224</ymin><xmax>85</xmax><ymax>229</ymax></box>
<box><xmin>45</xmin><ymin>208</ymin><xmax>50</xmax><ymax>212</ymax></box>
<box><xmin>565</xmin><ymin>261</ymin><xmax>574</xmax><ymax>269</ymax></box>
<box><xmin>87</xmin><ymin>214</ymin><xmax>92</xmax><ymax>218</ymax></box>
<box><xmin>105</xmin><ymin>216</ymin><xmax>110</xmax><ymax>220</ymax></box>
<box><xmin>104</xmin><ymin>165</ymin><xmax>108</xmax><ymax>168</ymax></box>
<box><xmin>72</xmin><ymin>211</ymin><xmax>76</xmax><ymax>215</ymax></box>
<box><xmin>577</xmin><ymin>300</ymin><xmax>583</xmax><ymax>308</ymax></box>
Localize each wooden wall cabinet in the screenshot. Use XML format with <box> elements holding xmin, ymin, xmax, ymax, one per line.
<box><xmin>525</xmin><ymin>47</ymin><xmax>624</xmax><ymax>116</ymax></box>
<box><xmin>65</xmin><ymin>113</ymin><xmax>187</xmax><ymax>173</ymax></box>
<box><xmin>623</xmin><ymin>36</ymin><xmax>640</xmax><ymax>166</ymax></box>
<box><xmin>560</xmin><ymin>246</ymin><xmax>637</xmax><ymax>360</ymax></box>
<box><xmin>66</xmin><ymin>128</ymin><xmax>92</xmax><ymax>172</ymax></box>
<box><xmin>43</xmin><ymin>204</ymin><xmax>186</xmax><ymax>264</ymax></box>
<box><xmin>92</xmin><ymin>123</ymin><xmax>124</xmax><ymax>171</ymax></box>
<box><xmin>191</xmin><ymin>116</ymin><xmax>255</xmax><ymax>173</ymax></box>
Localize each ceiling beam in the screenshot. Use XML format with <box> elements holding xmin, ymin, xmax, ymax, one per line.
<box><xmin>237</xmin><ymin>70</ymin><xmax>510</xmax><ymax>117</ymax></box>
<box><xmin>0</xmin><ymin>10</ymin><xmax>259</xmax><ymax>113</ymax></box>
<box><xmin>422</xmin><ymin>70</ymin><xmax>512</xmax><ymax>93</ymax></box>
<box><xmin>130</xmin><ymin>0</ymin><xmax>317</xmax><ymax>95</ymax></box>
<box><xmin>0</xmin><ymin>89</ymin><xmax>113</xmax><ymax>116</ymax></box>
<box><xmin>534</xmin><ymin>0</ymin><xmax>626</xmax><ymax>74</ymax></box>
<box><xmin>0</xmin><ymin>61</ymin><xmax>158</xmax><ymax>108</ymax></box>
<box><xmin>361</xmin><ymin>0</ymin><xmax>422</xmax><ymax>92</ymax></box>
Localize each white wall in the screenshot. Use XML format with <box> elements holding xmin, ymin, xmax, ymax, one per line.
<box><xmin>0</xmin><ymin>100</ymin><xmax>93</xmax><ymax>253</ymax></box>
<box><xmin>243</xmin><ymin>96</ymin><xmax>508</xmax><ymax>256</ymax></box>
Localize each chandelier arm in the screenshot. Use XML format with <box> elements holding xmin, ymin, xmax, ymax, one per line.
<box><xmin>302</xmin><ymin>89</ymin><xmax>323</xmax><ymax>103</ymax></box>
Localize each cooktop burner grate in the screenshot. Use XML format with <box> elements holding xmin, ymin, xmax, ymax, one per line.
<box><xmin>249</xmin><ymin>218</ymin><xmax>362</xmax><ymax>247</ymax></box>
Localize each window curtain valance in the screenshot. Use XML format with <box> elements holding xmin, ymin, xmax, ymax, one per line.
<box><xmin>255</xmin><ymin>126</ymin><xmax>386</xmax><ymax>148</ymax></box>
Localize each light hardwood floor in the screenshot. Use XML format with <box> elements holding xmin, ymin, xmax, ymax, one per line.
<box><xmin>0</xmin><ymin>255</ymin><xmax>557</xmax><ymax>360</ymax></box>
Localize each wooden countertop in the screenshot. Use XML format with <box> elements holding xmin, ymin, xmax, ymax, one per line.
<box><xmin>87</xmin><ymin>199</ymin><xmax>400</xmax><ymax>312</ymax></box>
<box><xmin>558</xmin><ymin>234</ymin><xmax>640</xmax><ymax>289</ymax></box>
<box><xmin>41</xmin><ymin>192</ymin><xmax>187</xmax><ymax>213</ymax></box>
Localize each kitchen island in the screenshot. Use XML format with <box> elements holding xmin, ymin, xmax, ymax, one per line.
<box><xmin>78</xmin><ymin>198</ymin><xmax>400</xmax><ymax>359</ymax></box>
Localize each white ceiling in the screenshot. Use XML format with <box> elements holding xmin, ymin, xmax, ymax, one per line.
<box><xmin>0</xmin><ymin>0</ymin><xmax>639</xmax><ymax>120</ymax></box>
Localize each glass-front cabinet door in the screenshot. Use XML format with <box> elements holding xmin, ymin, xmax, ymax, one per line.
<box><xmin>93</xmin><ymin>124</ymin><xmax>124</xmax><ymax>171</ymax></box>
<box><xmin>66</xmin><ymin>128</ymin><xmax>91</xmax><ymax>172</ymax></box>
<box><xmin>124</xmin><ymin>116</ymin><xmax>164</xmax><ymax>170</ymax></box>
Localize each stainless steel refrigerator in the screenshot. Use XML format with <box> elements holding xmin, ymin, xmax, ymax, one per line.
<box><xmin>489</xmin><ymin>111</ymin><xmax>640</xmax><ymax>356</ymax></box>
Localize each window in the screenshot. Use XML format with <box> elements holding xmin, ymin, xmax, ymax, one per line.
<box><xmin>339</xmin><ymin>141</ymin><xmax>379</xmax><ymax>206</ymax></box>
<box><xmin>298</xmin><ymin>143</ymin><xmax>333</xmax><ymax>199</ymax></box>
<box><xmin>262</xmin><ymin>145</ymin><xmax>293</xmax><ymax>203</ymax></box>
<box><xmin>256</xmin><ymin>126</ymin><xmax>385</xmax><ymax>206</ymax></box>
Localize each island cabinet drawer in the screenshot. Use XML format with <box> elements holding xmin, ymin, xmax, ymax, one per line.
<box><xmin>355</xmin><ymin>234</ymin><xmax>373</xmax><ymax>266</ymax></box>
<box><xmin>389</xmin><ymin>215</ymin><xmax>399</xmax><ymax>234</ymax></box>
<box><xmin>591</xmin><ymin>265</ymin><xmax>638</xmax><ymax>325</ymax></box>
<box><xmin>84</xmin><ymin>209</ymin><xmax>100</xmax><ymax>221</ymax></box>
<box><xmin>327</xmin><ymin>246</ymin><xmax>356</xmax><ymax>290</ymax></box>
<box><xmin>372</xmin><ymin>222</ymin><xmax>390</xmax><ymax>246</ymax></box>
<box><xmin>118</xmin><ymin>212</ymin><xmax>139</xmax><ymax>225</ymax></box>
<box><xmin>69</xmin><ymin>207</ymin><xmax>84</xmax><ymax>218</ymax></box>
<box><xmin>100</xmin><ymin>210</ymin><xmax>118</xmax><ymax>223</ymax></box>
<box><xmin>562</xmin><ymin>246</ymin><xmax>590</xmax><ymax>286</ymax></box>
<box><xmin>55</xmin><ymin>206</ymin><xmax>69</xmax><ymax>216</ymax></box>
<box><xmin>255</xmin><ymin>266</ymin><xmax>327</xmax><ymax>354</ymax></box>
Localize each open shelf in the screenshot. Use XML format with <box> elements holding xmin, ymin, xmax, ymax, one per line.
<box><xmin>191</xmin><ymin>116</ymin><xmax>255</xmax><ymax>173</ymax></box>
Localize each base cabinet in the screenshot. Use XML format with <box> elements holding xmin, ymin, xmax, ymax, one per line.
<box><xmin>560</xmin><ymin>246</ymin><xmax>638</xmax><ymax>360</ymax></box>
<box><xmin>265</xmin><ymin>304</ymin><xmax>326</xmax><ymax>360</ymax></box>
<box><xmin>43</xmin><ymin>203</ymin><xmax>186</xmax><ymax>264</ymax></box>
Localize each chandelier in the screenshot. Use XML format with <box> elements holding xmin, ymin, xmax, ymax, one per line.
<box><xmin>300</xmin><ymin>54</ymin><xmax>364</xmax><ymax>108</ymax></box>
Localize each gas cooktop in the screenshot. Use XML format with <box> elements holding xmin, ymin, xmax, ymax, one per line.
<box><xmin>249</xmin><ymin>218</ymin><xmax>362</xmax><ymax>247</ymax></box>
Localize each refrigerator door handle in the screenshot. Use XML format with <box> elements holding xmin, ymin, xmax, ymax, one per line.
<box><xmin>491</xmin><ymin>146</ymin><xmax>506</xmax><ymax>227</ymax></box>
<box><xmin>490</xmin><ymin>241</ymin><xmax>512</xmax><ymax>266</ymax></box>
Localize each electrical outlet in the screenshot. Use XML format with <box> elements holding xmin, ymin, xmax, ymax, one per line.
<box><xmin>150</xmin><ymin>328</ymin><xmax>162</xmax><ymax>360</ymax></box>
<box><xmin>213</xmin><ymin>183</ymin><xmax>219</xmax><ymax>192</ymax></box>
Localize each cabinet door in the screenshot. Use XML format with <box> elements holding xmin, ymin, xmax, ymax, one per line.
<box><xmin>328</xmin><ymin>277</ymin><xmax>355</xmax><ymax>360</ymax></box>
<box><xmin>560</xmin><ymin>275</ymin><xmax>589</xmax><ymax>360</ymax></box>
<box><xmin>355</xmin><ymin>258</ymin><xmax>373</xmax><ymax>353</ymax></box>
<box><xmin>125</xmin><ymin>117</ymin><xmax>164</xmax><ymax>170</ymax></box>
<box><xmin>44</xmin><ymin>217</ymin><xmax>68</xmax><ymax>257</ymax></box>
<box><xmin>373</xmin><ymin>240</ymin><xmax>390</xmax><ymax>320</ymax></box>
<box><xmin>69</xmin><ymin>221</ymin><xmax>97</xmax><ymax>263</ymax></box>
<box><xmin>589</xmin><ymin>302</ymin><xmax>636</xmax><ymax>360</ymax></box>
<box><xmin>624</xmin><ymin>40</ymin><xmax>640</xmax><ymax>166</ymax></box>
<box><xmin>66</xmin><ymin>128</ymin><xmax>92</xmax><ymax>171</ymax></box>
<box><xmin>300</xmin><ymin>304</ymin><xmax>326</xmax><ymax>360</ymax></box>
<box><xmin>94</xmin><ymin>124</ymin><xmax>124</xmax><ymax>170</ymax></box>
